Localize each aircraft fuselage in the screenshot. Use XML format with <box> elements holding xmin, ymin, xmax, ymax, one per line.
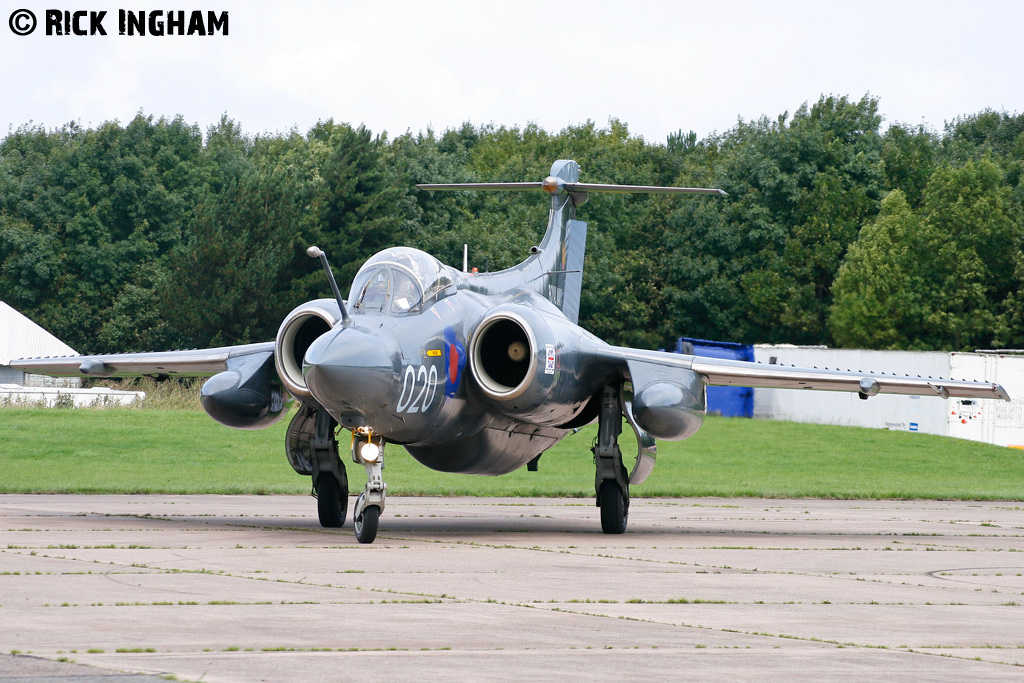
<box><xmin>301</xmin><ymin>281</ymin><xmax>608</xmax><ymax>476</ymax></box>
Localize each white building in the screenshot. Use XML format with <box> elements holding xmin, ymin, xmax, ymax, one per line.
<box><xmin>0</xmin><ymin>301</ymin><xmax>144</xmax><ymax>406</ymax></box>
<box><xmin>0</xmin><ymin>301</ymin><xmax>79</xmax><ymax>387</ymax></box>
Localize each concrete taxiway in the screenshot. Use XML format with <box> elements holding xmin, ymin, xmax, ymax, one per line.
<box><xmin>0</xmin><ymin>495</ymin><xmax>1022</xmax><ymax>682</ymax></box>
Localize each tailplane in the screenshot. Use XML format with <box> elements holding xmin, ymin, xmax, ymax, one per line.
<box><xmin>416</xmin><ymin>160</ymin><xmax>725</xmax><ymax>323</ymax></box>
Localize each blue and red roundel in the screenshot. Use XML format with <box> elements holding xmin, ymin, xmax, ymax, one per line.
<box><xmin>443</xmin><ymin>327</ymin><xmax>466</xmax><ymax>398</ymax></box>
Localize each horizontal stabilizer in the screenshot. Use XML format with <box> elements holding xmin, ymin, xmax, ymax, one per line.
<box><xmin>415</xmin><ymin>182</ymin><xmax>542</xmax><ymax>191</ymax></box>
<box><xmin>567</xmin><ymin>182</ymin><xmax>726</xmax><ymax>196</ymax></box>
<box><xmin>417</xmin><ymin>179</ymin><xmax>727</xmax><ymax>196</ymax></box>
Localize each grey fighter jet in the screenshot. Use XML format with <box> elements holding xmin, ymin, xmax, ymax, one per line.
<box><xmin>13</xmin><ymin>160</ymin><xmax>1010</xmax><ymax>543</ymax></box>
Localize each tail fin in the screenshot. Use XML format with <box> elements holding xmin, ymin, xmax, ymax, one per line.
<box><xmin>535</xmin><ymin>160</ymin><xmax>587</xmax><ymax>323</ymax></box>
<box><xmin>416</xmin><ymin>159</ymin><xmax>724</xmax><ymax>323</ymax></box>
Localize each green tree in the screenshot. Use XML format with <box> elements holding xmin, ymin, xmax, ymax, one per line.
<box><xmin>881</xmin><ymin>123</ymin><xmax>936</xmax><ymax>207</ymax></box>
<box><xmin>830</xmin><ymin>160</ymin><xmax>1019</xmax><ymax>350</ymax></box>
<box><xmin>661</xmin><ymin>95</ymin><xmax>885</xmax><ymax>346</ymax></box>
<box><xmin>161</xmin><ymin>145</ymin><xmax>316</xmax><ymax>346</ymax></box>
<box><xmin>829</xmin><ymin>190</ymin><xmax>930</xmax><ymax>348</ymax></box>
<box><xmin>298</xmin><ymin>122</ymin><xmax>419</xmax><ymax>297</ymax></box>
<box><xmin>0</xmin><ymin>115</ymin><xmax>206</xmax><ymax>352</ymax></box>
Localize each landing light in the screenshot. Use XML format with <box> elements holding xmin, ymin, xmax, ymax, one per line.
<box><xmin>360</xmin><ymin>441</ymin><xmax>381</xmax><ymax>463</ymax></box>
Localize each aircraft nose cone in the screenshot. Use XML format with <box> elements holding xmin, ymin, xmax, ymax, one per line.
<box><xmin>303</xmin><ymin>327</ymin><xmax>395</xmax><ymax>416</ymax></box>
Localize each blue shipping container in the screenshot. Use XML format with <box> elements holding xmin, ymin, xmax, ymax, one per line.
<box><xmin>676</xmin><ymin>337</ymin><xmax>754</xmax><ymax>418</ymax></box>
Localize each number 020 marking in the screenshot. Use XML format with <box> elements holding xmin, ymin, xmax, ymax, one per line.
<box><xmin>396</xmin><ymin>364</ymin><xmax>438</xmax><ymax>413</ymax></box>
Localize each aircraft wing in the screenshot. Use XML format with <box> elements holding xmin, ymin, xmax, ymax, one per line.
<box><xmin>10</xmin><ymin>342</ymin><xmax>275</xmax><ymax>379</ymax></box>
<box><xmin>597</xmin><ymin>346</ymin><xmax>1011</xmax><ymax>401</ymax></box>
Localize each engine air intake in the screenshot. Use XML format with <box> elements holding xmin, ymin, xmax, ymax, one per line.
<box><xmin>275</xmin><ymin>305</ymin><xmax>337</xmax><ymax>399</ymax></box>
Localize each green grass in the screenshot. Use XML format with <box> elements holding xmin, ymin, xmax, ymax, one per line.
<box><xmin>1</xmin><ymin>406</ymin><xmax>1022</xmax><ymax>499</ymax></box>
<box><xmin>0</xmin><ymin>409</ymin><xmax>301</xmax><ymax>494</ymax></box>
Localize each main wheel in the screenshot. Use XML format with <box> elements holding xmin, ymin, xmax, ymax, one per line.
<box><xmin>316</xmin><ymin>474</ymin><xmax>347</xmax><ymax>528</ymax></box>
<box><xmin>354</xmin><ymin>499</ymin><xmax>379</xmax><ymax>544</ymax></box>
<box><xmin>599</xmin><ymin>479</ymin><xmax>628</xmax><ymax>534</ymax></box>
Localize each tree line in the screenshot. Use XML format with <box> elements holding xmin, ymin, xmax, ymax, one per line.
<box><xmin>1</xmin><ymin>94</ymin><xmax>1022</xmax><ymax>355</ymax></box>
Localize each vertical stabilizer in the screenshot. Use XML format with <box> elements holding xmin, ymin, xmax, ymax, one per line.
<box><xmin>417</xmin><ymin>160</ymin><xmax>724</xmax><ymax>323</ymax></box>
<box><xmin>439</xmin><ymin>159</ymin><xmax>591</xmax><ymax>323</ymax></box>
<box><xmin>535</xmin><ymin>160</ymin><xmax>588</xmax><ymax>323</ymax></box>
<box><xmin>559</xmin><ymin>218</ymin><xmax>588</xmax><ymax>323</ymax></box>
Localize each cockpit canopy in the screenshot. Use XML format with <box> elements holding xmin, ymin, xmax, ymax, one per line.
<box><xmin>349</xmin><ymin>247</ymin><xmax>456</xmax><ymax>315</ymax></box>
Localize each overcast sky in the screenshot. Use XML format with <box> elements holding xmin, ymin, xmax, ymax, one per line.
<box><xmin>2</xmin><ymin>0</ymin><xmax>1022</xmax><ymax>144</ymax></box>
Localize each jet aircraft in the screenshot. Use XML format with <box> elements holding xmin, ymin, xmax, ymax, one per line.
<box><xmin>13</xmin><ymin>159</ymin><xmax>1010</xmax><ymax>543</ymax></box>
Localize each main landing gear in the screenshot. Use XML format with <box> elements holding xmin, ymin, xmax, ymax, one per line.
<box><xmin>307</xmin><ymin>407</ymin><xmax>349</xmax><ymax>528</ymax></box>
<box><xmin>593</xmin><ymin>385</ymin><xmax>630</xmax><ymax>534</ymax></box>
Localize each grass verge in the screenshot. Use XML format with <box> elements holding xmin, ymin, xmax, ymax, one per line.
<box><xmin>0</xmin><ymin>407</ymin><xmax>1021</xmax><ymax>499</ymax></box>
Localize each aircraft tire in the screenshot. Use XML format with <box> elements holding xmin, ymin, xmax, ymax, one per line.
<box><xmin>316</xmin><ymin>474</ymin><xmax>348</xmax><ymax>528</ymax></box>
<box><xmin>599</xmin><ymin>479</ymin><xmax>628</xmax><ymax>534</ymax></box>
<box><xmin>354</xmin><ymin>502</ymin><xmax>379</xmax><ymax>544</ymax></box>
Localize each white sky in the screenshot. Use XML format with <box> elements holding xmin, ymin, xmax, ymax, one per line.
<box><xmin>2</xmin><ymin>0</ymin><xmax>1023</xmax><ymax>143</ymax></box>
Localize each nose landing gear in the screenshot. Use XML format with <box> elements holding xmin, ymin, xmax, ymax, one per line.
<box><xmin>289</xmin><ymin>406</ymin><xmax>387</xmax><ymax>542</ymax></box>
<box><xmin>352</xmin><ymin>429</ymin><xmax>387</xmax><ymax>544</ymax></box>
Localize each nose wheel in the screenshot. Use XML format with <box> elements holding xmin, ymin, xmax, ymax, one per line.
<box><xmin>353</xmin><ymin>493</ymin><xmax>380</xmax><ymax>543</ymax></box>
<box><xmin>352</xmin><ymin>430</ymin><xmax>387</xmax><ymax>544</ymax></box>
